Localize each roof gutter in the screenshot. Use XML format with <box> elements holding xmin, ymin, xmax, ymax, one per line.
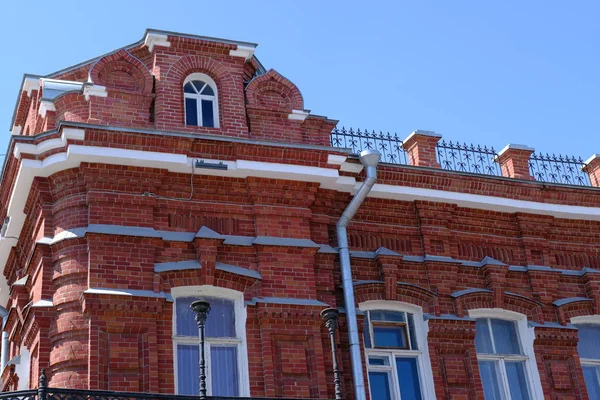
<box><xmin>336</xmin><ymin>149</ymin><xmax>380</xmax><ymax>400</ymax></box>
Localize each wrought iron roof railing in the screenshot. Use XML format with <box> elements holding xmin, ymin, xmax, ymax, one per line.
<box><xmin>528</xmin><ymin>152</ymin><xmax>590</xmax><ymax>186</ymax></box>
<box><xmin>329</xmin><ymin>127</ymin><xmax>595</xmax><ymax>187</ymax></box>
<box><xmin>330</xmin><ymin>127</ymin><xmax>408</xmax><ymax>165</ymax></box>
<box><xmin>436</xmin><ymin>140</ymin><xmax>502</xmax><ymax>176</ymax></box>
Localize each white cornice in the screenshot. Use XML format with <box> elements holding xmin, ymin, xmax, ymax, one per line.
<box><xmin>288</xmin><ymin>110</ymin><xmax>309</xmax><ymax>121</ymax></box>
<box><xmin>38</xmin><ymin>100</ymin><xmax>56</xmax><ymax>118</ymax></box>
<box><xmin>83</xmin><ymin>85</ymin><xmax>107</xmax><ymax>101</ymax></box>
<box><xmin>340</xmin><ymin>162</ymin><xmax>363</xmax><ymax>173</ymax></box>
<box><xmin>369</xmin><ymin>183</ymin><xmax>600</xmax><ymax>220</ymax></box>
<box><xmin>327</xmin><ymin>155</ymin><xmax>347</xmax><ymax>165</ymax></box>
<box><xmin>22</xmin><ymin>77</ymin><xmax>40</xmax><ymax>97</ymax></box>
<box><xmin>403</xmin><ymin>129</ymin><xmax>441</xmax><ymax>143</ymax></box>
<box><xmin>11</xmin><ymin>126</ymin><xmax>22</xmax><ymax>136</ymax></box>
<box><xmin>229</xmin><ymin>45</ymin><xmax>255</xmax><ymax>61</ymax></box>
<box><xmin>144</xmin><ymin>32</ymin><xmax>171</xmax><ymax>52</ymax></box>
<box><xmin>13</xmin><ymin>128</ymin><xmax>85</xmax><ymax>159</ymax></box>
<box><xmin>497</xmin><ymin>143</ymin><xmax>536</xmax><ymax>157</ymax></box>
<box><xmin>584</xmin><ymin>154</ymin><xmax>600</xmax><ymax>166</ymax></box>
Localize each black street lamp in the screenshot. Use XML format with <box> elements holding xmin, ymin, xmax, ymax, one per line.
<box><xmin>191</xmin><ymin>300</ymin><xmax>211</xmax><ymax>399</ymax></box>
<box><xmin>321</xmin><ymin>307</ymin><xmax>343</xmax><ymax>400</ymax></box>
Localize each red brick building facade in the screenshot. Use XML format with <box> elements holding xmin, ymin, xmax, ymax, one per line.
<box><xmin>1</xmin><ymin>29</ymin><xmax>600</xmax><ymax>399</ymax></box>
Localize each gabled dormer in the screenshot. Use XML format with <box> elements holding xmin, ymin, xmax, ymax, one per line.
<box><xmin>9</xmin><ymin>29</ymin><xmax>336</xmax><ymax>146</ymax></box>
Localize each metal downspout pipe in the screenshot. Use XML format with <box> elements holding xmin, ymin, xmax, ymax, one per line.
<box><xmin>337</xmin><ymin>149</ymin><xmax>380</xmax><ymax>400</ymax></box>
<box><xmin>0</xmin><ymin>306</ymin><xmax>8</xmax><ymax>376</ymax></box>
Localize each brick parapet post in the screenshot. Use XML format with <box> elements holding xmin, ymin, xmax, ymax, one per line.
<box><xmin>496</xmin><ymin>144</ymin><xmax>535</xmax><ymax>180</ymax></box>
<box><xmin>583</xmin><ymin>154</ymin><xmax>600</xmax><ymax>187</ymax></box>
<box><xmin>401</xmin><ymin>130</ymin><xmax>442</xmax><ymax>168</ymax></box>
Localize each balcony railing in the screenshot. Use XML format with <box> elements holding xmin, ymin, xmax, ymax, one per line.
<box><xmin>0</xmin><ymin>388</ymin><xmax>322</xmax><ymax>400</ymax></box>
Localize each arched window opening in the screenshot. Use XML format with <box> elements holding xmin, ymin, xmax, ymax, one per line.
<box><xmin>183</xmin><ymin>74</ymin><xmax>218</xmax><ymax>128</ymax></box>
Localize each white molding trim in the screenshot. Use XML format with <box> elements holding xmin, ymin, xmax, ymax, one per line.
<box><xmin>327</xmin><ymin>154</ymin><xmax>347</xmax><ymax>165</ymax></box>
<box><xmin>171</xmin><ymin>285</ymin><xmax>250</xmax><ymax>397</ymax></box>
<box><xmin>144</xmin><ymin>32</ymin><xmax>171</xmax><ymax>52</ymax></box>
<box><xmin>584</xmin><ymin>154</ymin><xmax>600</xmax><ymax>166</ymax></box>
<box><xmin>571</xmin><ymin>315</ymin><xmax>600</xmax><ymax>325</ymax></box>
<box><xmin>369</xmin><ymin>183</ymin><xmax>600</xmax><ymax>221</ymax></box>
<box><xmin>340</xmin><ymin>162</ymin><xmax>364</xmax><ymax>173</ymax></box>
<box><xmin>13</xmin><ymin>128</ymin><xmax>85</xmax><ymax>159</ymax></box>
<box><xmin>403</xmin><ymin>129</ymin><xmax>441</xmax><ymax>143</ymax></box>
<box><xmin>468</xmin><ymin>308</ymin><xmax>525</xmax><ymax>321</ymax></box>
<box><xmin>497</xmin><ymin>143</ymin><xmax>536</xmax><ymax>157</ymax></box>
<box><xmin>288</xmin><ymin>110</ymin><xmax>309</xmax><ymax>121</ymax></box>
<box><xmin>22</xmin><ymin>77</ymin><xmax>40</xmax><ymax>97</ymax></box>
<box><xmin>38</xmin><ymin>100</ymin><xmax>56</xmax><ymax>118</ymax></box>
<box><xmin>229</xmin><ymin>45</ymin><xmax>255</xmax><ymax>61</ymax></box>
<box><xmin>359</xmin><ymin>300</ymin><xmax>437</xmax><ymax>400</ymax></box>
<box><xmin>360</xmin><ymin>299</ymin><xmax>423</xmax><ymax>314</ymax></box>
<box><xmin>468</xmin><ymin>308</ymin><xmax>545</xmax><ymax>400</ymax></box>
<box><xmin>83</xmin><ymin>85</ymin><xmax>107</xmax><ymax>101</ymax></box>
<box><xmin>11</xmin><ymin>126</ymin><xmax>22</xmax><ymax>136</ymax></box>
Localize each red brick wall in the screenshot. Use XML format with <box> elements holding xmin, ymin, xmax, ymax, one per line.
<box><xmin>2</xmin><ymin>32</ymin><xmax>599</xmax><ymax>399</ymax></box>
<box><xmin>1</xmin><ymin>154</ymin><xmax>597</xmax><ymax>397</ymax></box>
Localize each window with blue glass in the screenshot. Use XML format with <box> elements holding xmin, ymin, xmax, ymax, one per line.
<box><xmin>174</xmin><ymin>295</ymin><xmax>241</xmax><ymax>396</ymax></box>
<box><xmin>575</xmin><ymin>324</ymin><xmax>600</xmax><ymax>399</ymax></box>
<box><xmin>364</xmin><ymin>310</ymin><xmax>424</xmax><ymax>400</ymax></box>
<box><xmin>183</xmin><ymin>74</ymin><xmax>218</xmax><ymax>128</ymax></box>
<box><xmin>475</xmin><ymin>318</ymin><xmax>532</xmax><ymax>400</ymax></box>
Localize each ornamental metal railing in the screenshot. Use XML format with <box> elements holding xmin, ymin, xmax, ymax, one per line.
<box><xmin>436</xmin><ymin>140</ymin><xmax>502</xmax><ymax>176</ymax></box>
<box><xmin>528</xmin><ymin>153</ymin><xmax>591</xmax><ymax>186</ymax></box>
<box><xmin>330</xmin><ymin>127</ymin><xmax>408</xmax><ymax>165</ymax></box>
<box><xmin>329</xmin><ymin>127</ymin><xmax>595</xmax><ymax>187</ymax></box>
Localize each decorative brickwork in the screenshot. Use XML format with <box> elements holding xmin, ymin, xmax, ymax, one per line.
<box><xmin>1</xmin><ymin>29</ymin><xmax>600</xmax><ymax>399</ymax></box>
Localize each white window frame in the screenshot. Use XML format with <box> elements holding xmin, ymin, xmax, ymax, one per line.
<box><xmin>571</xmin><ymin>315</ymin><xmax>600</xmax><ymax>393</ymax></box>
<box><xmin>360</xmin><ymin>300</ymin><xmax>436</xmax><ymax>400</ymax></box>
<box><xmin>172</xmin><ymin>285</ymin><xmax>249</xmax><ymax>396</ymax></box>
<box><xmin>183</xmin><ymin>73</ymin><xmax>219</xmax><ymax>128</ymax></box>
<box><xmin>469</xmin><ymin>308</ymin><xmax>544</xmax><ymax>399</ymax></box>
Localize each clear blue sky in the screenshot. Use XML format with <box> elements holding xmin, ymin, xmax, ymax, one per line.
<box><xmin>1</xmin><ymin>1</ymin><xmax>599</xmax><ymax>159</ymax></box>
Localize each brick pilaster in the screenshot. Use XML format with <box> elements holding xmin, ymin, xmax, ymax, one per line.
<box><xmin>496</xmin><ymin>144</ymin><xmax>535</xmax><ymax>180</ymax></box>
<box><xmin>583</xmin><ymin>154</ymin><xmax>600</xmax><ymax>187</ymax></box>
<box><xmin>402</xmin><ymin>130</ymin><xmax>442</xmax><ymax>168</ymax></box>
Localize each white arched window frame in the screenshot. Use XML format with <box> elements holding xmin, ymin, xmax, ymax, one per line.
<box><xmin>172</xmin><ymin>285</ymin><xmax>249</xmax><ymax>397</ymax></box>
<box><xmin>469</xmin><ymin>308</ymin><xmax>544</xmax><ymax>400</ymax></box>
<box><xmin>183</xmin><ymin>73</ymin><xmax>219</xmax><ymax>128</ymax></box>
<box><xmin>360</xmin><ymin>300</ymin><xmax>436</xmax><ymax>400</ymax></box>
<box><xmin>571</xmin><ymin>315</ymin><xmax>600</xmax><ymax>398</ymax></box>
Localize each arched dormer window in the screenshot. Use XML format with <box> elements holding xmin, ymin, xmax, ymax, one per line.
<box><xmin>183</xmin><ymin>73</ymin><xmax>219</xmax><ymax>128</ymax></box>
<box><xmin>361</xmin><ymin>301</ymin><xmax>436</xmax><ymax>400</ymax></box>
